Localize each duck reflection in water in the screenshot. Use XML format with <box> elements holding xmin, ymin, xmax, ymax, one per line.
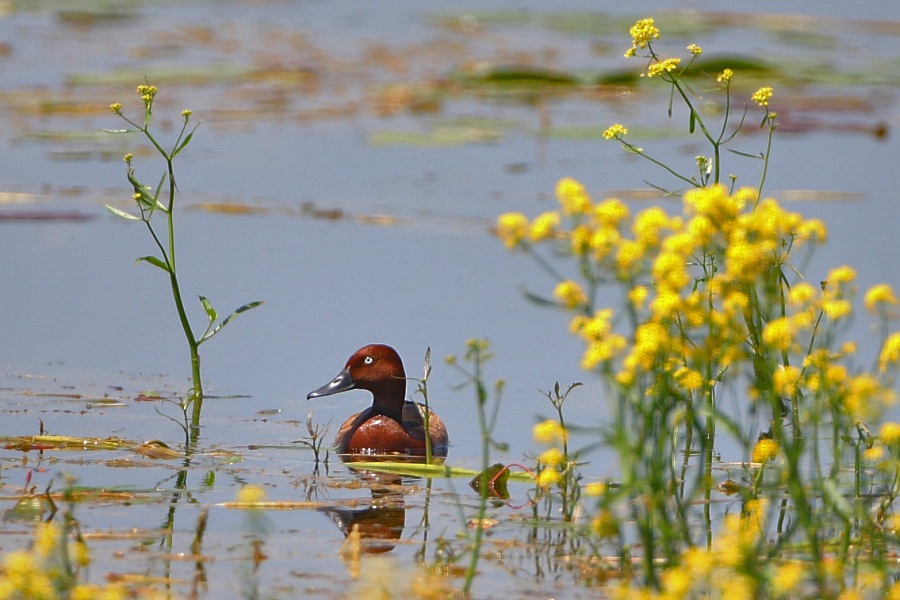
<box><xmin>308</xmin><ymin>344</ymin><xmax>447</xmax><ymax>552</ymax></box>
<box><xmin>318</xmin><ymin>471</ymin><xmax>408</xmax><ymax>554</ymax></box>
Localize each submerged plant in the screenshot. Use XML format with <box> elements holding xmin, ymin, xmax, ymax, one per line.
<box><xmin>498</xmin><ymin>17</ymin><xmax>900</xmax><ymax>597</ymax></box>
<box><xmin>107</xmin><ymin>85</ymin><xmax>262</xmax><ymax>444</ymax></box>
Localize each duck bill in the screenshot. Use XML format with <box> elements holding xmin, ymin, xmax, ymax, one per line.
<box><xmin>307</xmin><ymin>367</ymin><xmax>356</xmax><ymax>399</ymax></box>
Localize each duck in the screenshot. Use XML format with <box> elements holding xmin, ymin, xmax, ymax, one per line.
<box><xmin>307</xmin><ymin>344</ymin><xmax>449</xmax><ymax>459</ymax></box>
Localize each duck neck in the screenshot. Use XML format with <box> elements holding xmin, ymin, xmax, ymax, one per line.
<box><xmin>370</xmin><ymin>378</ymin><xmax>407</xmax><ymax>422</ymax></box>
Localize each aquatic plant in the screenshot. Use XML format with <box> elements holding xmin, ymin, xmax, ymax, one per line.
<box><xmin>446</xmin><ymin>339</ymin><xmax>507</xmax><ymax>596</ymax></box>
<box><xmin>498</xmin><ymin>18</ymin><xmax>900</xmax><ymax>597</ymax></box>
<box><xmin>107</xmin><ymin>86</ymin><xmax>262</xmax><ymax>444</ymax></box>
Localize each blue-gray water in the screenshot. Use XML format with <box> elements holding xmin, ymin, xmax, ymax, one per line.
<box><xmin>0</xmin><ymin>1</ymin><xmax>899</xmax><ymax>596</ymax></box>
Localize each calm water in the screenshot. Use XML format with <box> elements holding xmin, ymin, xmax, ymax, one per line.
<box><xmin>1</xmin><ymin>1</ymin><xmax>899</xmax><ymax>596</ymax></box>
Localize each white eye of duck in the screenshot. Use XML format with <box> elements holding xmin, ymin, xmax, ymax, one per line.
<box><xmin>364</xmin><ymin>356</ymin><xmax>374</xmax><ymax>365</ymax></box>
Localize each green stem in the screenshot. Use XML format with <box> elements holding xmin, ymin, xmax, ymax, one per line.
<box><xmin>462</xmin><ymin>346</ymin><xmax>491</xmax><ymax>596</ymax></box>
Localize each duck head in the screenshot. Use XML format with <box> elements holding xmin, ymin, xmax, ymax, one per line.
<box><xmin>307</xmin><ymin>344</ymin><xmax>407</xmax><ymax>411</ymax></box>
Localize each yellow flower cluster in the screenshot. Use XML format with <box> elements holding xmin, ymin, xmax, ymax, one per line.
<box><xmin>626</xmin><ymin>18</ymin><xmax>660</xmax><ymax>56</ymax></box>
<box><xmin>647</xmin><ymin>57</ymin><xmax>681</xmax><ymax>78</ymax></box>
<box><xmin>614</xmin><ymin>499</ymin><xmax>770</xmax><ymax>599</ymax></box>
<box><xmin>137</xmin><ymin>83</ymin><xmax>158</xmax><ymax>105</ymax></box>
<box><xmin>533</xmin><ymin>420</ymin><xmax>569</xmax><ymax>488</ymax></box>
<box><xmin>603</xmin><ymin>124</ymin><xmax>628</xmax><ymax>140</ymax></box>
<box><xmin>499</xmin><ymin>179</ymin><xmax>897</xmax><ymax>423</ymax></box>
<box><xmin>533</xmin><ymin>419</ymin><xmax>567</xmax><ymax>445</ymax></box>
<box><xmin>752</xmin><ymin>86</ymin><xmax>773</xmax><ymax>107</ymax></box>
<box><xmin>751</xmin><ymin>437</ymin><xmax>780</xmax><ymax>463</ymax></box>
<box><xmin>0</xmin><ymin>521</ymin><xmax>128</xmax><ymax>600</ymax></box>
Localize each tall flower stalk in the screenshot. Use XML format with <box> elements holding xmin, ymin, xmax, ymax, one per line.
<box><xmin>108</xmin><ymin>85</ymin><xmax>262</xmax><ymax>445</ymax></box>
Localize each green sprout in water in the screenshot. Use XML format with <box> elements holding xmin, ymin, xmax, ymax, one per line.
<box><xmin>107</xmin><ymin>85</ymin><xmax>262</xmax><ymax>445</ymax></box>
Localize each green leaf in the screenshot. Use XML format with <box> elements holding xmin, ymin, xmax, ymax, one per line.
<box><xmin>728</xmin><ymin>148</ymin><xmax>764</xmax><ymax>159</ymax></box>
<box><xmin>105</xmin><ymin>204</ymin><xmax>141</xmax><ymax>220</ymax></box>
<box><xmin>172</xmin><ymin>128</ymin><xmax>196</xmax><ymax>158</ymax></box>
<box><xmin>346</xmin><ymin>461</ymin><xmax>534</xmax><ymax>482</ymax></box>
<box><xmin>199</xmin><ymin>295</ymin><xmax>217</xmax><ymax>322</ymax></box>
<box><xmin>469</xmin><ymin>463</ymin><xmax>511</xmax><ymax>499</ymax></box>
<box><xmin>198</xmin><ymin>300</ymin><xmax>264</xmax><ymax>344</ymax></box>
<box><xmin>822</xmin><ymin>478</ymin><xmax>853</xmax><ymax>521</ymax></box>
<box><xmin>136</xmin><ymin>255</ymin><xmax>169</xmax><ymax>271</ymax></box>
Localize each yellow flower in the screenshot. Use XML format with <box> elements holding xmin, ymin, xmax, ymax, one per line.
<box><xmin>634</xmin><ymin>322</ymin><xmax>669</xmax><ymax>366</ymax></box>
<box><xmin>553</xmin><ymin>280</ymin><xmax>588</xmax><ymax>309</ymax></box>
<box><xmin>647</xmin><ymin>57</ymin><xmax>681</xmax><ymax>77</ymax></box>
<box><xmin>533</xmin><ymin>420</ymin><xmax>567</xmax><ymax>445</ymax></box>
<box><xmin>717</xmin><ymin>68</ymin><xmax>734</xmax><ymax>83</ymax></box>
<box><xmin>536</xmin><ymin>468</ymin><xmax>561</xmax><ymax>487</ymax></box>
<box><xmin>581</xmin><ymin>336</ymin><xmax>627</xmax><ymax>369</ymax></box>
<box><xmin>70</xmin><ymin>539</ymin><xmax>91</xmax><ymax>567</ymax></box>
<box><xmin>628</xmin><ymin>285</ymin><xmax>649</xmax><ymax>309</ymax></box>
<box><xmin>181</xmin><ymin>109</ymin><xmax>192</xmax><ymax>118</ymax></box>
<box><xmin>529</xmin><ymin>211</ymin><xmax>560</xmax><ymax>242</ymax></box>
<box><xmin>591</xmin><ymin>509</ymin><xmax>618</xmax><ymax>537</ymax></box>
<box><xmin>674</xmin><ymin>367</ymin><xmax>703</xmax><ymax>391</ymax></box>
<box><xmin>771</xmin><ymin>560</ymin><xmax>805</xmax><ymax>594</ymax></box>
<box><xmin>773</xmin><ymin>365</ymin><xmax>801</xmax><ymax>397</ymax></box>
<box><xmin>751</xmin><ymin>86</ymin><xmax>773</xmax><ymax>107</ymax></box>
<box><xmin>633</xmin><ymin>206</ymin><xmax>672</xmax><ymax>247</ymax></box>
<box><xmin>880</xmin><ymin>422</ymin><xmax>900</xmax><ymax>445</ymax></box>
<box><xmin>603</xmin><ymin>123</ymin><xmax>628</xmax><ymax>139</ymax></box>
<box><xmin>109</xmin><ymin>102</ymin><xmax>122</xmax><ymax>113</ymax></box>
<box><xmin>556</xmin><ymin>177</ymin><xmax>592</xmax><ymax>215</ymax></box>
<box><xmin>827</xmin><ymin>265</ymin><xmax>857</xmax><ymax>285</ymax></box>
<box><xmin>496</xmin><ymin>212</ymin><xmax>529</xmax><ymax>248</ymax></box>
<box><xmin>590</xmin><ymin>225</ymin><xmax>621</xmax><ymax>260</ymax></box>
<box><xmin>616</xmin><ymin>239</ymin><xmax>644</xmax><ymax>275</ymax></box>
<box><xmin>788</xmin><ymin>282</ymin><xmax>818</xmax><ymax>306</ymax></box>
<box><xmin>583</xmin><ymin>481</ymin><xmax>606</xmax><ymax>496</ymax></box>
<box><xmin>34</xmin><ymin>521</ymin><xmax>59</xmax><ymax>558</ymax></box>
<box><xmin>878</xmin><ymin>332</ymin><xmax>900</xmax><ymax>372</ymax></box>
<box><xmin>752</xmin><ymin>438</ymin><xmax>779</xmax><ymax>463</ymax></box>
<box><xmin>628</xmin><ymin>18</ymin><xmax>660</xmax><ymax>50</ymax></box>
<box><xmin>762</xmin><ymin>317</ymin><xmax>793</xmax><ymax>351</ymax></box>
<box><xmin>682</xmin><ymin>547</ymin><xmax>713</xmax><ymax>578</ymax></box>
<box><xmin>865</xmin><ymin>283</ymin><xmax>898</xmax><ymax>313</ymax></box>
<box><xmin>797</xmin><ymin>218</ymin><xmax>827</xmax><ymax>242</ymax></box>
<box><xmin>539</xmin><ymin>447</ymin><xmax>564</xmax><ymax>466</ymax></box>
<box><xmin>237</xmin><ymin>484</ymin><xmax>266</xmax><ymax>504</ymax></box>
<box><xmin>653</xmin><ymin>252</ymin><xmax>689</xmax><ymax>290</ymax></box>
<box><xmin>650</xmin><ymin>288</ymin><xmax>682</xmax><ymax>320</ymax></box>
<box><xmin>593</xmin><ymin>198</ymin><xmax>630</xmax><ymax>227</ymax></box>
<box><xmin>864</xmin><ymin>445</ymin><xmax>885</xmax><ymax>461</ymax></box>
<box><xmin>686</xmin><ymin>44</ymin><xmax>702</xmax><ymax>55</ymax></box>
<box><xmin>571</xmin><ymin>224</ymin><xmax>592</xmax><ymax>256</ymax></box>
<box><xmin>823</xmin><ymin>299</ymin><xmax>852</xmax><ymax>320</ymax></box>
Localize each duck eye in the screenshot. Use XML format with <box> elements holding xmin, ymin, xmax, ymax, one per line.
<box><xmin>364</xmin><ymin>356</ymin><xmax>374</xmax><ymax>365</ymax></box>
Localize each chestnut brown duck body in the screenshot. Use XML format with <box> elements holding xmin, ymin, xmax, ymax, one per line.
<box><xmin>307</xmin><ymin>344</ymin><xmax>449</xmax><ymax>459</ymax></box>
